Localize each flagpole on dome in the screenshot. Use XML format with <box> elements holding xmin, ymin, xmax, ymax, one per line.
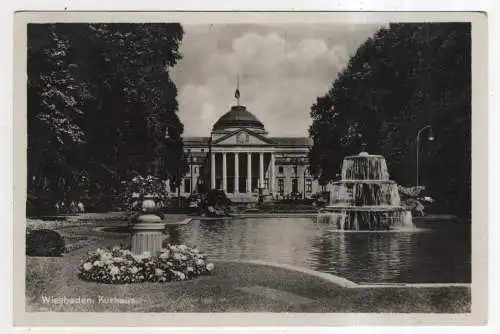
<box><xmin>235</xmin><ymin>73</ymin><xmax>241</xmax><ymax>106</ymax></box>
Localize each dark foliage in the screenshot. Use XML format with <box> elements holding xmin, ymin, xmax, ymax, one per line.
<box><xmin>309</xmin><ymin>23</ymin><xmax>471</xmax><ymax>218</ymax></box>
<box><xmin>26</xmin><ymin>229</ymin><xmax>65</xmax><ymax>257</ymax></box>
<box><xmin>27</xmin><ymin>23</ymin><xmax>185</xmax><ymax>213</ymax></box>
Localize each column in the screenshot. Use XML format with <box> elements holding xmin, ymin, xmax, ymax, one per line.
<box><xmin>247</xmin><ymin>152</ymin><xmax>252</xmax><ymax>193</ymax></box>
<box><xmin>222</xmin><ymin>152</ymin><xmax>227</xmax><ymax>192</ymax></box>
<box><xmin>211</xmin><ymin>153</ymin><xmax>216</xmax><ymax>189</ymax></box>
<box><xmin>259</xmin><ymin>153</ymin><xmax>264</xmax><ymax>189</ymax></box>
<box><xmin>234</xmin><ymin>153</ymin><xmax>239</xmax><ymax>193</ymax></box>
<box><xmin>270</xmin><ymin>153</ymin><xmax>276</xmax><ymax>194</ymax></box>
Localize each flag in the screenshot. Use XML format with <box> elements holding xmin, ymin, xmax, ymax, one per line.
<box><xmin>235</xmin><ymin>88</ymin><xmax>240</xmax><ymax>100</ymax></box>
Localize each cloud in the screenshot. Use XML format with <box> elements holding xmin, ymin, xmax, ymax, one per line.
<box><xmin>171</xmin><ymin>24</ymin><xmax>382</xmax><ymax>137</ymax></box>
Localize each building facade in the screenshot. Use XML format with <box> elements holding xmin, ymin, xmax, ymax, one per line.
<box><xmin>169</xmin><ymin>103</ymin><xmax>320</xmax><ymax>202</ymax></box>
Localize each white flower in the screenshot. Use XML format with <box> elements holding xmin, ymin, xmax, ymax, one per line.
<box><xmin>155</xmin><ymin>268</ymin><xmax>164</xmax><ymax>276</ymax></box>
<box><xmin>130</xmin><ymin>266</ymin><xmax>139</xmax><ymax>274</ymax></box>
<box><xmin>83</xmin><ymin>262</ymin><xmax>93</xmax><ymax>271</ymax></box>
<box><xmin>159</xmin><ymin>251</ymin><xmax>170</xmax><ymax>259</ymax></box>
<box><xmin>187</xmin><ymin>266</ymin><xmax>194</xmax><ymax>272</ymax></box>
<box><xmin>109</xmin><ymin>266</ymin><xmax>120</xmax><ymax>276</ymax></box>
<box><xmin>181</xmin><ymin>255</ymin><xmax>188</xmax><ymax>261</ymax></box>
<box><xmin>142</xmin><ymin>251</ymin><xmax>151</xmax><ymax>258</ymax></box>
<box><xmin>93</xmin><ymin>260</ymin><xmax>105</xmax><ymax>267</ymax></box>
<box><xmin>196</xmin><ymin>259</ymin><xmax>205</xmax><ymax>266</ymax></box>
<box><xmin>206</xmin><ymin>263</ymin><xmax>215</xmax><ymax>272</ymax></box>
<box><xmin>175</xmin><ymin>271</ymin><xmax>186</xmax><ymax>280</ymax></box>
<box><xmin>112</xmin><ymin>257</ymin><xmax>124</xmax><ymax>263</ymax></box>
<box><xmin>100</xmin><ymin>252</ymin><xmax>112</xmax><ymax>261</ymax></box>
<box><xmin>178</xmin><ymin>245</ymin><xmax>188</xmax><ymax>252</ymax></box>
<box><xmin>132</xmin><ymin>255</ymin><xmax>145</xmax><ymax>262</ymax></box>
<box><xmin>173</xmin><ymin>253</ymin><xmax>182</xmax><ymax>261</ymax></box>
<box><xmin>112</xmin><ymin>245</ymin><xmax>121</xmax><ymax>251</ymax></box>
<box><xmin>104</xmin><ymin>260</ymin><xmax>113</xmax><ymax>265</ymax></box>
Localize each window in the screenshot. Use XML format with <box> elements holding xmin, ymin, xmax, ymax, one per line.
<box><xmin>278</xmin><ymin>179</ymin><xmax>284</xmax><ymax>195</ymax></box>
<box><xmin>194</xmin><ymin>167</ymin><xmax>198</xmax><ymax>174</ymax></box>
<box><xmin>278</xmin><ymin>166</ymin><xmax>284</xmax><ymax>174</ymax></box>
<box><xmin>293</xmin><ymin>166</ymin><xmax>297</xmax><ymax>175</ymax></box>
<box><xmin>201</xmin><ymin>149</ymin><xmax>205</xmax><ymax>152</ymax></box>
<box><xmin>292</xmin><ymin>178</ymin><xmax>298</xmax><ymax>193</ymax></box>
<box><xmin>187</xmin><ymin>149</ymin><xmax>191</xmax><ymax>153</ymax></box>
<box><xmin>306</xmin><ymin>179</ymin><xmax>312</xmax><ymax>193</ymax></box>
<box><xmin>184</xmin><ymin>178</ymin><xmax>191</xmax><ymax>193</ymax></box>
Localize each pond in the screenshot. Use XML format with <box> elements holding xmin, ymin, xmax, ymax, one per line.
<box><xmin>165</xmin><ymin>217</ymin><xmax>470</xmax><ymax>284</ymax></box>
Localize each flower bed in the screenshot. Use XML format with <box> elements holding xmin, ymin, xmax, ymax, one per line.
<box><xmin>78</xmin><ymin>244</ymin><xmax>214</xmax><ymax>284</ymax></box>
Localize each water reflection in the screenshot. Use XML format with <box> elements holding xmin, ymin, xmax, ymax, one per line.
<box><xmin>170</xmin><ymin>217</ymin><xmax>470</xmax><ymax>283</ymax></box>
<box><xmin>309</xmin><ymin>230</ymin><xmax>415</xmax><ymax>282</ymax></box>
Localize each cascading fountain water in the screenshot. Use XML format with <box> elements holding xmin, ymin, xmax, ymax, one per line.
<box><xmin>317</xmin><ymin>149</ymin><xmax>414</xmax><ymax>230</ymax></box>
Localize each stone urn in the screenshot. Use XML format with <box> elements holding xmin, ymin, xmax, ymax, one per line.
<box><xmin>130</xmin><ymin>194</ymin><xmax>166</xmax><ymax>255</ymax></box>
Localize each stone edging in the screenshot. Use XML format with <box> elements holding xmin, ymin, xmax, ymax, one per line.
<box><xmin>216</xmin><ymin>259</ymin><xmax>358</xmax><ymax>288</ymax></box>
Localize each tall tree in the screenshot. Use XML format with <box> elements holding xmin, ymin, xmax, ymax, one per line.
<box><xmin>309</xmin><ymin>23</ymin><xmax>471</xmax><ymax>218</ymax></box>
<box><xmin>27</xmin><ymin>23</ymin><xmax>185</xmax><ymax>212</ymax></box>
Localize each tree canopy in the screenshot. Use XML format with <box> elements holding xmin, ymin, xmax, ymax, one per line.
<box><xmin>309</xmin><ymin>23</ymin><xmax>471</xmax><ymax>218</ymax></box>
<box><xmin>27</xmin><ymin>23</ymin><xmax>186</xmax><ymax>213</ymax></box>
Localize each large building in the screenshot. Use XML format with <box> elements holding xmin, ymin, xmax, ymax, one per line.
<box><xmin>170</xmin><ymin>99</ymin><xmax>321</xmax><ymax>202</ymax></box>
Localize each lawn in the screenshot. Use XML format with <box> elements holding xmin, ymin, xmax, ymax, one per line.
<box><xmin>26</xmin><ymin>254</ymin><xmax>470</xmax><ymax>313</ymax></box>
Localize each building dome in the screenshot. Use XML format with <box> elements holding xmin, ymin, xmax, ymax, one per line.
<box><xmin>212</xmin><ymin>105</ymin><xmax>265</xmax><ymax>132</ymax></box>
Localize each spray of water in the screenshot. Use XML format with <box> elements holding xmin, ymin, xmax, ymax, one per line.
<box><xmin>318</xmin><ymin>153</ymin><xmax>415</xmax><ymax>231</ymax></box>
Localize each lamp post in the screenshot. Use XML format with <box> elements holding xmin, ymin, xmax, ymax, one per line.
<box><xmin>189</xmin><ymin>153</ymin><xmax>194</xmax><ymax>194</ymax></box>
<box><xmin>416</xmin><ymin>125</ymin><xmax>435</xmax><ymax>187</ymax></box>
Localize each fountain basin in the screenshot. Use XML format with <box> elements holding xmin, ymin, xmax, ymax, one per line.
<box><xmin>317</xmin><ymin>207</ymin><xmax>413</xmax><ymax>231</ymax></box>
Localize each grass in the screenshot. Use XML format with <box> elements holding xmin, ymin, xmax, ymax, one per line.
<box><xmin>26</xmin><ymin>254</ymin><xmax>470</xmax><ymax>313</ymax></box>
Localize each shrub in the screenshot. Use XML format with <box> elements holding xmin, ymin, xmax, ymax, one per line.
<box><xmin>78</xmin><ymin>244</ymin><xmax>215</xmax><ymax>284</ymax></box>
<box><xmin>398</xmin><ymin>185</ymin><xmax>435</xmax><ymax>216</ymax></box>
<box><xmin>26</xmin><ymin>229</ymin><xmax>65</xmax><ymax>257</ymax></box>
<box><xmin>122</xmin><ymin>175</ymin><xmax>168</xmax><ymax>213</ymax></box>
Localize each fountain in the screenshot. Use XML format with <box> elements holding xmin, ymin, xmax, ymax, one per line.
<box><xmin>317</xmin><ymin>149</ymin><xmax>414</xmax><ymax>230</ymax></box>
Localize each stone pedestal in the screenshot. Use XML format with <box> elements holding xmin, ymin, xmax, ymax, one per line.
<box><xmin>130</xmin><ymin>195</ymin><xmax>165</xmax><ymax>255</ymax></box>
<box><xmin>131</xmin><ymin>214</ymin><xmax>165</xmax><ymax>255</ymax></box>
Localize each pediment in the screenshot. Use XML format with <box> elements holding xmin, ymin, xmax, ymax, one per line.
<box><xmin>212</xmin><ymin>129</ymin><xmax>274</xmax><ymax>146</ymax></box>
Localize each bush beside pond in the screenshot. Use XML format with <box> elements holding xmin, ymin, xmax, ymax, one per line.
<box><xmin>26</xmin><ymin>229</ymin><xmax>65</xmax><ymax>257</ymax></box>
<box><xmin>78</xmin><ymin>244</ymin><xmax>214</xmax><ymax>284</ymax></box>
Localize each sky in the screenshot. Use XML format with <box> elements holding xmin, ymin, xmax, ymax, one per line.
<box><xmin>171</xmin><ymin>24</ymin><xmax>383</xmax><ymax>137</ymax></box>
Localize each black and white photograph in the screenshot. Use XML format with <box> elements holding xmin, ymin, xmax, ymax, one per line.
<box><xmin>13</xmin><ymin>11</ymin><xmax>488</xmax><ymax>327</ymax></box>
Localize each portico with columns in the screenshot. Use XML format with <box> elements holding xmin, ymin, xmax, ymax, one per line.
<box><xmin>210</xmin><ymin>150</ymin><xmax>276</xmax><ymax>196</ymax></box>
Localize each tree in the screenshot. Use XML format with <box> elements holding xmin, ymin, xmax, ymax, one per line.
<box><xmin>27</xmin><ymin>23</ymin><xmax>185</xmax><ymax>213</ymax></box>
<box><xmin>309</xmin><ymin>23</ymin><xmax>471</xmax><ymax>218</ymax></box>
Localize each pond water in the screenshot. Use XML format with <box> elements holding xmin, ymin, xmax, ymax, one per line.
<box><xmin>165</xmin><ymin>217</ymin><xmax>470</xmax><ymax>284</ymax></box>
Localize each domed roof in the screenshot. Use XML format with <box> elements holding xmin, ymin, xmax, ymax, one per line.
<box><xmin>212</xmin><ymin>105</ymin><xmax>265</xmax><ymax>131</ymax></box>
